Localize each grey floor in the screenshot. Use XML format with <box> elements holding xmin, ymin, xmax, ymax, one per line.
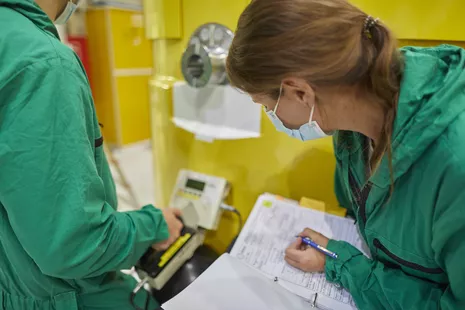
<box><xmin>109</xmin><ymin>141</ymin><xmax>156</xmax><ymax>212</ymax></box>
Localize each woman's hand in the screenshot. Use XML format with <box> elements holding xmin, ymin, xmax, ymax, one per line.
<box><xmin>284</xmin><ymin>228</ymin><xmax>330</xmax><ymax>273</ymax></box>
<box><xmin>152</xmin><ymin>208</ymin><xmax>184</xmax><ymax>251</ymax></box>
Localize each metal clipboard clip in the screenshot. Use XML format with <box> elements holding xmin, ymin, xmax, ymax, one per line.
<box><xmin>272</xmin><ymin>278</ymin><xmax>323</xmax><ymax>309</ymax></box>
<box><xmin>311</xmin><ymin>293</ymin><xmax>318</xmax><ymax>308</ymax></box>
<box><xmin>308</xmin><ymin>293</ymin><xmax>333</xmax><ymax>310</ymax></box>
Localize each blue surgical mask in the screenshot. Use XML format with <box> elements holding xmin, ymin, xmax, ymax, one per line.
<box><xmin>265</xmin><ymin>84</ymin><xmax>330</xmax><ymax>141</ymax></box>
<box><xmin>55</xmin><ymin>1</ymin><xmax>78</xmax><ymax>25</ymax></box>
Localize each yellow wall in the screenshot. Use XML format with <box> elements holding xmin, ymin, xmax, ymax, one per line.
<box><xmin>352</xmin><ymin>0</ymin><xmax>465</xmax><ymax>41</ymax></box>
<box><xmin>400</xmin><ymin>40</ymin><xmax>465</xmax><ymax>49</ymax></box>
<box><xmin>87</xmin><ymin>7</ymin><xmax>153</xmax><ymax>146</ymax></box>
<box><xmin>116</xmin><ymin>75</ymin><xmax>152</xmax><ymax>143</ymax></box>
<box><xmin>87</xmin><ymin>9</ymin><xmax>117</xmax><ymax>143</ymax></box>
<box><xmin>146</xmin><ymin>0</ymin><xmax>465</xmax><ymax>253</ymax></box>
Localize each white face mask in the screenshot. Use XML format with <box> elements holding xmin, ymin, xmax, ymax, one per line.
<box><xmin>265</xmin><ymin>84</ymin><xmax>330</xmax><ymax>141</ymax></box>
<box><xmin>55</xmin><ymin>1</ymin><xmax>79</xmax><ymax>25</ymax></box>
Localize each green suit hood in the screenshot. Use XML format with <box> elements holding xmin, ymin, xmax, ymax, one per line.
<box><xmin>0</xmin><ymin>0</ymin><xmax>58</xmax><ymax>38</ymax></box>
<box><xmin>372</xmin><ymin>45</ymin><xmax>465</xmax><ymax>188</ymax></box>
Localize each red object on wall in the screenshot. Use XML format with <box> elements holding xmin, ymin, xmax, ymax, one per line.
<box><xmin>67</xmin><ymin>36</ymin><xmax>92</xmax><ymax>89</ymax></box>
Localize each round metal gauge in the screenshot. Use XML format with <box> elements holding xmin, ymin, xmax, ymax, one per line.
<box><xmin>199</xmin><ymin>28</ymin><xmax>210</xmax><ymax>42</ymax></box>
<box><xmin>181</xmin><ymin>23</ymin><xmax>234</xmax><ymax>88</ymax></box>
<box><xmin>213</xmin><ymin>27</ymin><xmax>224</xmax><ymax>43</ymax></box>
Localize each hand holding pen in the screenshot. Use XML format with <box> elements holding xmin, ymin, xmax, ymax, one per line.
<box><xmin>284</xmin><ymin>228</ymin><xmax>334</xmax><ymax>273</ymax></box>
<box><xmin>300</xmin><ymin>236</ymin><xmax>338</xmax><ymax>259</ymax></box>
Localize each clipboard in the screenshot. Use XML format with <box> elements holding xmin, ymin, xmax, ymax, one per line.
<box><xmin>299</xmin><ymin>196</ymin><xmax>347</xmax><ymax>217</ymax></box>
<box><xmin>308</xmin><ymin>293</ymin><xmax>334</xmax><ymax>310</ymax></box>
<box><xmin>162</xmin><ymin>254</ymin><xmax>321</xmax><ymax>310</ymax></box>
<box><xmin>230</xmin><ymin>193</ymin><xmax>360</xmax><ymax>310</ymax></box>
<box><xmin>272</xmin><ymin>277</ymin><xmax>339</xmax><ymax>310</ymax></box>
<box><xmin>164</xmin><ymin>194</ymin><xmax>361</xmax><ymax>310</ymax></box>
<box><xmin>271</xmin><ymin>278</ymin><xmax>335</xmax><ymax>310</ymax></box>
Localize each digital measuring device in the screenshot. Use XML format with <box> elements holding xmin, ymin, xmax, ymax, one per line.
<box><xmin>136</xmin><ymin>170</ymin><xmax>230</xmax><ymax>290</ymax></box>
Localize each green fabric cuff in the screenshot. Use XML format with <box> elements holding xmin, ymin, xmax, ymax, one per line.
<box><xmin>140</xmin><ymin>205</ymin><xmax>170</xmax><ymax>243</ymax></box>
<box><xmin>112</xmin><ymin>205</ymin><xmax>170</xmax><ymax>268</ymax></box>
<box><xmin>325</xmin><ymin>239</ymin><xmax>361</xmax><ymax>286</ymax></box>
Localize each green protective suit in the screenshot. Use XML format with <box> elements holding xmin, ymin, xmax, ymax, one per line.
<box><xmin>0</xmin><ymin>1</ymin><xmax>169</xmax><ymax>309</ymax></box>
<box><xmin>327</xmin><ymin>45</ymin><xmax>465</xmax><ymax>309</ymax></box>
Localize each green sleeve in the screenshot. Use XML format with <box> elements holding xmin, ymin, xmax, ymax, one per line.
<box><xmin>332</xmin><ymin>135</ymin><xmax>353</xmax><ymax>215</ymax></box>
<box><xmin>334</xmin><ymin>165</ymin><xmax>353</xmax><ymax>214</ymax></box>
<box><xmin>325</xmin><ymin>163</ymin><xmax>465</xmax><ymax>309</ymax></box>
<box><xmin>0</xmin><ymin>59</ymin><xmax>169</xmax><ymax>279</ymax></box>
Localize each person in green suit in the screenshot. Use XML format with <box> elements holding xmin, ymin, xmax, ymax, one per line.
<box><xmin>227</xmin><ymin>0</ymin><xmax>465</xmax><ymax>309</ymax></box>
<box><xmin>0</xmin><ymin>0</ymin><xmax>183</xmax><ymax>309</ymax></box>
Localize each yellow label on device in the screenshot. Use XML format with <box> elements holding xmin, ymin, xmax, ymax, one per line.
<box><xmin>178</xmin><ymin>192</ymin><xmax>200</xmax><ymax>201</ymax></box>
<box><xmin>158</xmin><ymin>233</ymin><xmax>192</xmax><ymax>268</ymax></box>
<box><xmin>262</xmin><ymin>200</ymin><xmax>272</xmax><ymax>208</ymax></box>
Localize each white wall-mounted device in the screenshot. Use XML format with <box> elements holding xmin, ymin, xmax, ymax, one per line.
<box><xmin>170</xmin><ymin>169</ymin><xmax>229</xmax><ymax>230</ymax></box>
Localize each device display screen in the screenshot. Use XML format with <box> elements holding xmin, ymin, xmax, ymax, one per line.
<box><xmin>185</xmin><ymin>178</ymin><xmax>206</xmax><ymax>192</ymax></box>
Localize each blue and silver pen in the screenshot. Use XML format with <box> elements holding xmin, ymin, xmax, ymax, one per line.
<box><xmin>298</xmin><ymin>236</ymin><xmax>338</xmax><ymax>259</ymax></box>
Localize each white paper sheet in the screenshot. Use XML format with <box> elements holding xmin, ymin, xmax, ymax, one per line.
<box><xmin>230</xmin><ymin>193</ymin><xmax>365</xmax><ymax>310</ymax></box>
<box><xmin>162</xmin><ymin>254</ymin><xmax>314</xmax><ymax>310</ymax></box>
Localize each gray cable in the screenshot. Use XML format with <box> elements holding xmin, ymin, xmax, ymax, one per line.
<box><xmin>220</xmin><ymin>203</ymin><xmax>243</xmax><ymax>231</ymax></box>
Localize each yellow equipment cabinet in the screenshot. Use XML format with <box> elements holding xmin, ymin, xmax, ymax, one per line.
<box><xmin>87</xmin><ymin>6</ymin><xmax>153</xmax><ymax>146</ymax></box>
<box><xmin>145</xmin><ymin>0</ymin><xmax>465</xmax><ymax>253</ymax></box>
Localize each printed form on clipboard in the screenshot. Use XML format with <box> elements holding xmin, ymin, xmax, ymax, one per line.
<box><xmin>162</xmin><ymin>193</ymin><xmax>368</xmax><ymax>310</ymax></box>
<box><xmin>230</xmin><ymin>193</ymin><xmax>367</xmax><ymax>310</ymax></box>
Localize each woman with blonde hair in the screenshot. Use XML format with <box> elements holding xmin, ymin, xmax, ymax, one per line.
<box><xmin>227</xmin><ymin>0</ymin><xmax>465</xmax><ymax>308</ymax></box>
